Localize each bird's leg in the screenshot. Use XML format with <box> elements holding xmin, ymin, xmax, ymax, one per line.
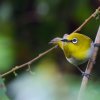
<box><xmin>89</xmin><ymin>43</ymin><xmax>100</xmax><ymax>65</ymax></box>
<box><xmin>75</xmin><ymin>65</ymin><xmax>83</xmax><ymax>73</ymax></box>
<box><xmin>75</xmin><ymin>66</ymin><xmax>90</xmax><ymax>78</ymax></box>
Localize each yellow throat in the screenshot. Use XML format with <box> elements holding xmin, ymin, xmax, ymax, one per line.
<box><xmin>50</xmin><ymin>33</ymin><xmax>93</xmax><ymax>66</ymax></box>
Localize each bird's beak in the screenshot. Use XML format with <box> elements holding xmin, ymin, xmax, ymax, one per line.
<box><xmin>61</xmin><ymin>39</ymin><xmax>72</xmax><ymax>42</ymax></box>
<box><xmin>49</xmin><ymin>37</ymin><xmax>62</xmax><ymax>44</ymax></box>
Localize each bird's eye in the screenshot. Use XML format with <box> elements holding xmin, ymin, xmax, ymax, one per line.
<box><xmin>72</xmin><ymin>38</ymin><xmax>78</xmax><ymax>44</ymax></box>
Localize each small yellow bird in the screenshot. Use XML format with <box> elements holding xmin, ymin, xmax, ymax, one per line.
<box><xmin>50</xmin><ymin>33</ymin><xmax>94</xmax><ymax>76</ymax></box>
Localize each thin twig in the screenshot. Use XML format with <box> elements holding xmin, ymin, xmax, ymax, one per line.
<box><xmin>77</xmin><ymin>25</ymin><xmax>100</xmax><ymax>100</ymax></box>
<box><xmin>73</xmin><ymin>6</ymin><xmax>100</xmax><ymax>33</ymax></box>
<box><xmin>1</xmin><ymin>6</ymin><xmax>100</xmax><ymax>77</ymax></box>
<box><xmin>1</xmin><ymin>46</ymin><xmax>57</xmax><ymax>77</ymax></box>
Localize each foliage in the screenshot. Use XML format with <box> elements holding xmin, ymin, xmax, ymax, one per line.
<box><xmin>0</xmin><ymin>0</ymin><xmax>100</xmax><ymax>100</ymax></box>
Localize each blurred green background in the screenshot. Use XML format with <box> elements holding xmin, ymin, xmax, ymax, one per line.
<box><xmin>0</xmin><ymin>0</ymin><xmax>100</xmax><ymax>100</ymax></box>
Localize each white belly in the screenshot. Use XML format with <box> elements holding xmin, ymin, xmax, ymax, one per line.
<box><xmin>66</xmin><ymin>57</ymin><xmax>88</xmax><ymax>66</ymax></box>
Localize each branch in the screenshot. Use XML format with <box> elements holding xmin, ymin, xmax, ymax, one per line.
<box><xmin>77</xmin><ymin>26</ymin><xmax>100</xmax><ymax>100</ymax></box>
<box><xmin>72</xmin><ymin>6</ymin><xmax>100</xmax><ymax>33</ymax></box>
<box><xmin>1</xmin><ymin>6</ymin><xmax>100</xmax><ymax>77</ymax></box>
<box><xmin>1</xmin><ymin>46</ymin><xmax>57</xmax><ymax>77</ymax></box>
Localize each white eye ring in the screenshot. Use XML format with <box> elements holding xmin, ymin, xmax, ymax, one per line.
<box><xmin>72</xmin><ymin>38</ymin><xmax>78</xmax><ymax>44</ymax></box>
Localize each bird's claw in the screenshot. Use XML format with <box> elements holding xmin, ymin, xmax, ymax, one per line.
<box><xmin>82</xmin><ymin>72</ymin><xmax>90</xmax><ymax>79</ymax></box>
<box><xmin>94</xmin><ymin>43</ymin><xmax>100</xmax><ymax>47</ymax></box>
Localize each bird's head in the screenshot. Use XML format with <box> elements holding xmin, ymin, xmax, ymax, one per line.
<box><xmin>50</xmin><ymin>33</ymin><xmax>93</xmax><ymax>59</ymax></box>
<box><xmin>61</xmin><ymin>33</ymin><xmax>92</xmax><ymax>50</ymax></box>
<box><xmin>50</xmin><ymin>33</ymin><xmax>92</xmax><ymax>48</ymax></box>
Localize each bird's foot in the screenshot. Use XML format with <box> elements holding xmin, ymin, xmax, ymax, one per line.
<box><xmin>94</xmin><ymin>43</ymin><xmax>100</xmax><ymax>47</ymax></box>
<box><xmin>81</xmin><ymin>72</ymin><xmax>90</xmax><ymax>79</ymax></box>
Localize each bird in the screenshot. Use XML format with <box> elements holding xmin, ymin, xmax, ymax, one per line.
<box><xmin>50</xmin><ymin>33</ymin><xmax>94</xmax><ymax>77</ymax></box>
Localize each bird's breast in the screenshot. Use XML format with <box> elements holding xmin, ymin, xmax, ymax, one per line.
<box><xmin>65</xmin><ymin>43</ymin><xmax>94</xmax><ymax>66</ymax></box>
